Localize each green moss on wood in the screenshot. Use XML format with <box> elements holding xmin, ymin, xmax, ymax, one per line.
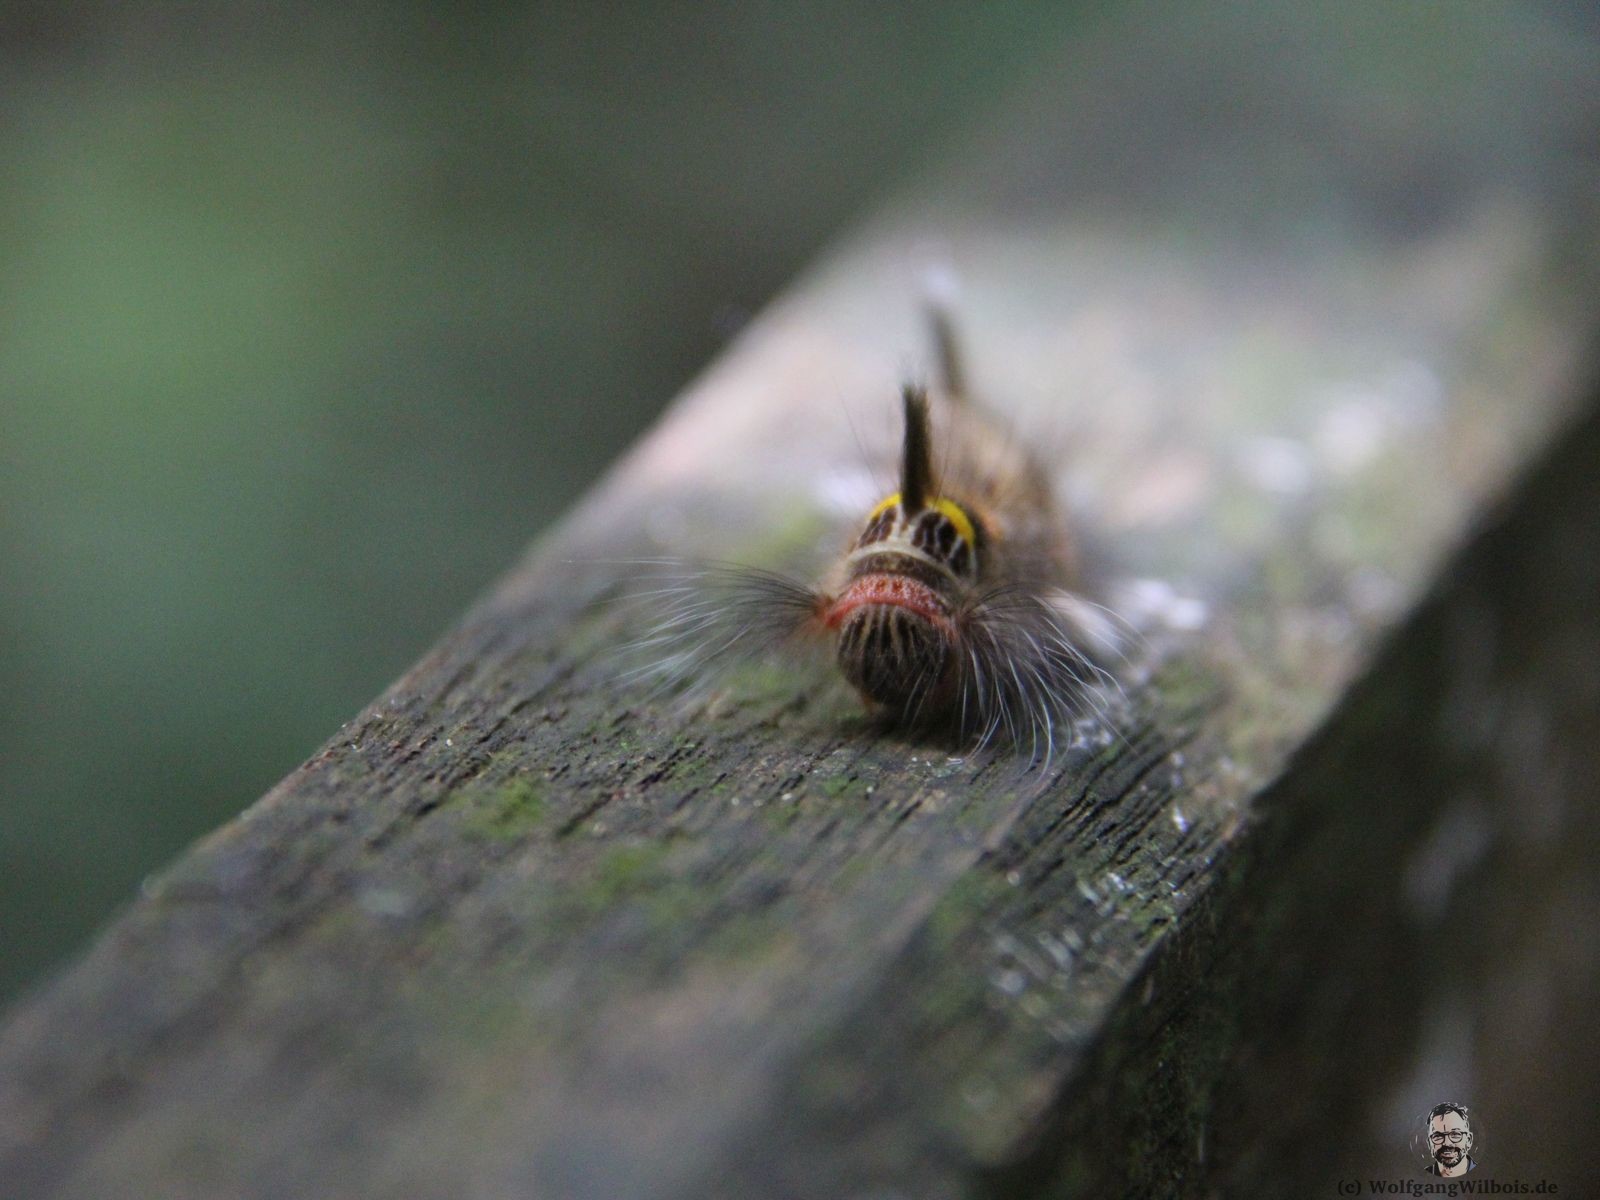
<box><xmin>461</xmin><ymin>778</ymin><xmax>549</xmax><ymax>841</ymax></box>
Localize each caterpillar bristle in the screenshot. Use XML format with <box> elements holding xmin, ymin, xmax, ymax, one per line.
<box><xmin>614</xmin><ymin>561</ymin><xmax>825</xmax><ymax>698</ymax></box>
<box><xmin>922</xmin><ymin>268</ymin><xmax>968</xmax><ymax>401</ymax></box>
<box><xmin>898</xmin><ymin>385</ymin><xmax>934</xmax><ymax>512</ymax></box>
<box><xmin>952</xmin><ymin>583</ymin><xmax>1136</xmax><ymax>772</ymax></box>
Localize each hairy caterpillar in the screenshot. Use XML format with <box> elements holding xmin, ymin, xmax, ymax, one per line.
<box><xmin>625</xmin><ymin>311</ymin><xmax>1125</xmax><ymax>765</ymax></box>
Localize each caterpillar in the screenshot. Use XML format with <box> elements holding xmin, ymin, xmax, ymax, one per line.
<box><xmin>624</xmin><ymin>309</ymin><xmax>1126</xmax><ymax>766</ymax></box>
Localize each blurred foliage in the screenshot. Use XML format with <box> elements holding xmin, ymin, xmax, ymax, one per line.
<box><xmin>0</xmin><ymin>3</ymin><xmax>1093</xmax><ymax>1004</ymax></box>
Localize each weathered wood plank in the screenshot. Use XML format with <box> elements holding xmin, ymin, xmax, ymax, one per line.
<box><xmin>2</xmin><ymin>5</ymin><xmax>1597</xmax><ymax>1197</ymax></box>
<box><xmin>1009</xmin><ymin>399</ymin><xmax>1600</xmax><ymax>1193</ymax></box>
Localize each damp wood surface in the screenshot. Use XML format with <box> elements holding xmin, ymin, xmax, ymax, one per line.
<box><xmin>3</xmin><ymin>6</ymin><xmax>1599</xmax><ymax>1199</ymax></box>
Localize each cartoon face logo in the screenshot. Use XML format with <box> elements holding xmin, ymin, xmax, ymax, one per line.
<box><xmin>1424</xmin><ymin>1103</ymin><xmax>1475</xmax><ymax>1176</ymax></box>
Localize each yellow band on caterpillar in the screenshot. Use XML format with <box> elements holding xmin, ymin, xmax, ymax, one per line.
<box><xmin>868</xmin><ymin>492</ymin><xmax>977</xmax><ymax>547</ymax></box>
<box><xmin>932</xmin><ymin>497</ymin><xmax>976</xmax><ymax>546</ymax></box>
<box><xmin>868</xmin><ymin>492</ymin><xmax>901</xmax><ymax>520</ymax></box>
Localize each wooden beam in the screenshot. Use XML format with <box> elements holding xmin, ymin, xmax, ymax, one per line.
<box><xmin>3</xmin><ymin>5</ymin><xmax>1597</xmax><ymax>1196</ymax></box>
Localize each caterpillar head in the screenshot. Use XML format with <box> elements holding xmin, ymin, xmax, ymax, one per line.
<box><xmin>826</xmin><ymin>387</ymin><xmax>982</xmax><ymax>719</ymax></box>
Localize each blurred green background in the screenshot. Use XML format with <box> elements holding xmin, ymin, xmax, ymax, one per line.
<box><xmin>0</xmin><ymin>3</ymin><xmax>1093</xmax><ymax>1005</ymax></box>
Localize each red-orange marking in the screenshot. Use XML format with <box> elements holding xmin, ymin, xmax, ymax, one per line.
<box><xmin>822</xmin><ymin>573</ymin><xmax>954</xmax><ymax>631</ymax></box>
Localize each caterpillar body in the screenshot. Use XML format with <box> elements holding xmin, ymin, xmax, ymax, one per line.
<box><xmin>628</xmin><ymin>313</ymin><xmax>1123</xmax><ymax>765</ymax></box>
